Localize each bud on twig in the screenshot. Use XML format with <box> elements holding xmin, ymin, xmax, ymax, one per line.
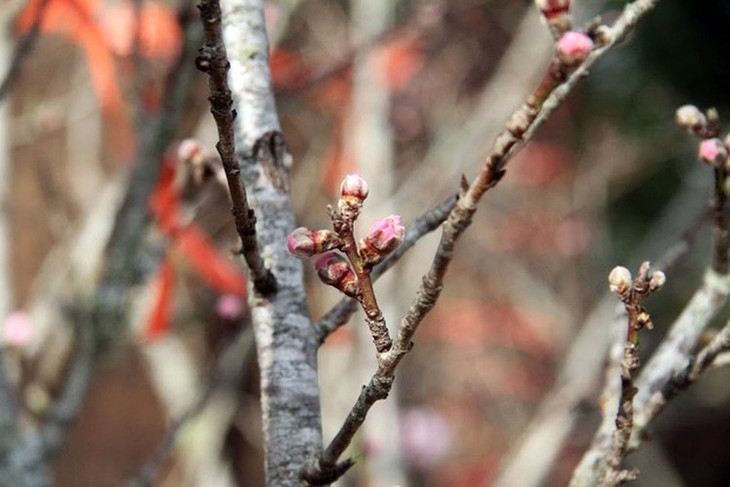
<box><xmin>359</xmin><ymin>215</ymin><xmax>406</xmax><ymax>266</ymax></box>
<box><xmin>535</xmin><ymin>0</ymin><xmax>571</xmax><ymax>33</ymax></box>
<box><xmin>698</xmin><ymin>138</ymin><xmax>728</xmax><ymax>166</ymax></box>
<box><xmin>315</xmin><ymin>252</ymin><xmax>360</xmax><ymax>298</ymax></box>
<box><xmin>649</xmin><ymin>271</ymin><xmax>666</xmax><ymax>292</ymax></box>
<box><xmin>608</xmin><ymin>266</ymin><xmax>632</xmax><ymax>296</ymax></box>
<box><xmin>339</xmin><ymin>174</ymin><xmax>369</xmax><ymax>218</ymax></box>
<box><xmin>556</xmin><ymin>31</ymin><xmax>593</xmax><ymax>66</ymax></box>
<box><xmin>287</xmin><ymin>227</ymin><xmax>341</xmax><ymax>259</ymax></box>
<box><xmin>675</xmin><ymin>105</ymin><xmax>707</xmax><ymax>134</ymax></box>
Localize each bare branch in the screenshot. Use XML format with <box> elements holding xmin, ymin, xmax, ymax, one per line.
<box><xmin>196</xmin><ymin>0</ymin><xmax>277</xmax><ymax>295</ymax></box>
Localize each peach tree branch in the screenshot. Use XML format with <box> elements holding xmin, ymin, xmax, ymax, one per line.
<box><xmin>197</xmin><ymin>0</ymin><xmax>277</xmax><ymax>295</ymax></box>
<box><xmin>303</xmin><ymin>0</ymin><xmax>663</xmax><ymax>482</ymax></box>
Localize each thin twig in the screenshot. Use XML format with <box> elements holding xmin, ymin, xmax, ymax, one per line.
<box><xmin>196</xmin><ymin>0</ymin><xmax>277</xmax><ymax>295</ymax></box>
<box><xmin>0</xmin><ymin>0</ymin><xmax>50</xmax><ymax>101</ymax></box>
<box><xmin>315</xmin><ymin>194</ymin><xmax>457</xmax><ymax>344</ymax></box>
<box><xmin>303</xmin><ymin>1</ymin><xmax>662</xmax><ymax>482</ymax></box>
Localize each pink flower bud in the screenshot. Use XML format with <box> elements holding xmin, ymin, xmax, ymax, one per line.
<box><xmin>215</xmin><ymin>293</ymin><xmax>244</xmax><ymax>319</ymax></box>
<box><xmin>556</xmin><ymin>31</ymin><xmax>593</xmax><ymax>66</ymax></box>
<box><xmin>359</xmin><ymin>215</ymin><xmax>405</xmax><ymax>266</ymax></box>
<box><xmin>699</xmin><ymin>138</ymin><xmax>728</xmax><ymax>166</ymax></box>
<box><xmin>314</xmin><ymin>252</ymin><xmax>360</xmax><ymax>298</ymax></box>
<box><xmin>534</xmin><ymin>0</ymin><xmax>570</xmax><ymax>20</ymax></box>
<box><xmin>339</xmin><ymin>174</ymin><xmax>369</xmax><ymax>218</ymax></box>
<box><xmin>287</xmin><ymin>227</ymin><xmax>340</xmax><ymax>259</ymax></box>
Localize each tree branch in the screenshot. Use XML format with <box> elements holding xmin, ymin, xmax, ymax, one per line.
<box><xmin>304</xmin><ymin>0</ymin><xmax>663</xmax><ymax>482</ymax></box>
<box><xmin>197</xmin><ymin>0</ymin><xmax>277</xmax><ymax>295</ymax></box>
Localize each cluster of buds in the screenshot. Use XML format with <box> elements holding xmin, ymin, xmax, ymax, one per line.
<box><xmin>556</xmin><ymin>31</ymin><xmax>594</xmax><ymax>66</ymax></box>
<box><xmin>675</xmin><ymin>105</ymin><xmax>721</xmax><ymax>139</ymax></box>
<box><xmin>608</xmin><ymin>262</ymin><xmax>666</xmax><ymax>301</ymax></box>
<box><xmin>698</xmin><ymin>138</ymin><xmax>729</xmax><ymax>167</ymax></box>
<box><xmin>535</xmin><ymin>0</ymin><xmax>571</xmax><ymax>35</ymax></box>
<box><xmin>287</xmin><ymin>174</ymin><xmax>405</xmax><ymax>298</ymax></box>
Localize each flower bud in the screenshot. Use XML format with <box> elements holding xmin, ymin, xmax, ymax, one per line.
<box><xmin>287</xmin><ymin>227</ymin><xmax>340</xmax><ymax>259</ymax></box>
<box><xmin>534</xmin><ymin>0</ymin><xmax>570</xmax><ymax>19</ymax></box>
<box><xmin>535</xmin><ymin>0</ymin><xmax>571</xmax><ymax>33</ymax></box>
<box><xmin>649</xmin><ymin>271</ymin><xmax>666</xmax><ymax>292</ymax></box>
<box><xmin>359</xmin><ymin>215</ymin><xmax>405</xmax><ymax>266</ymax></box>
<box><xmin>339</xmin><ymin>174</ymin><xmax>369</xmax><ymax>218</ymax></box>
<box><xmin>556</xmin><ymin>31</ymin><xmax>593</xmax><ymax>66</ymax></box>
<box><xmin>675</xmin><ymin>105</ymin><xmax>707</xmax><ymax>133</ymax></box>
<box><xmin>699</xmin><ymin>138</ymin><xmax>728</xmax><ymax>166</ymax></box>
<box><xmin>608</xmin><ymin>266</ymin><xmax>632</xmax><ymax>295</ymax></box>
<box><xmin>314</xmin><ymin>252</ymin><xmax>360</xmax><ymax>298</ymax></box>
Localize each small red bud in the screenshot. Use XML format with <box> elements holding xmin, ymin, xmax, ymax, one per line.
<box><xmin>359</xmin><ymin>215</ymin><xmax>405</xmax><ymax>266</ymax></box>
<box><xmin>699</xmin><ymin>138</ymin><xmax>728</xmax><ymax>166</ymax></box>
<box><xmin>287</xmin><ymin>227</ymin><xmax>340</xmax><ymax>259</ymax></box>
<box><xmin>556</xmin><ymin>31</ymin><xmax>593</xmax><ymax>66</ymax></box>
<box><xmin>339</xmin><ymin>174</ymin><xmax>369</xmax><ymax>218</ymax></box>
<box><xmin>314</xmin><ymin>252</ymin><xmax>360</xmax><ymax>298</ymax></box>
<box><xmin>535</xmin><ymin>0</ymin><xmax>570</xmax><ymax>19</ymax></box>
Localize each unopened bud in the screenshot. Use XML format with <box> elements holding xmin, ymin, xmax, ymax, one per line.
<box><xmin>699</xmin><ymin>138</ymin><xmax>728</xmax><ymax>166</ymax></box>
<box><xmin>608</xmin><ymin>266</ymin><xmax>632</xmax><ymax>295</ymax></box>
<box><xmin>535</xmin><ymin>0</ymin><xmax>570</xmax><ymax>18</ymax></box>
<box><xmin>556</xmin><ymin>31</ymin><xmax>593</xmax><ymax>66</ymax></box>
<box><xmin>359</xmin><ymin>215</ymin><xmax>406</xmax><ymax>266</ymax></box>
<box><xmin>339</xmin><ymin>174</ymin><xmax>369</xmax><ymax>218</ymax></box>
<box><xmin>314</xmin><ymin>252</ymin><xmax>360</xmax><ymax>298</ymax></box>
<box><xmin>649</xmin><ymin>271</ymin><xmax>666</xmax><ymax>292</ymax></box>
<box><xmin>287</xmin><ymin>227</ymin><xmax>340</xmax><ymax>259</ymax></box>
<box><xmin>675</xmin><ymin>105</ymin><xmax>707</xmax><ymax>133</ymax></box>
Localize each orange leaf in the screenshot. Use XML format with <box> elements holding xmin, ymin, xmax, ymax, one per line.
<box><xmin>174</xmin><ymin>226</ymin><xmax>248</xmax><ymax>297</ymax></box>
<box><xmin>145</xmin><ymin>255</ymin><xmax>176</xmax><ymax>341</ymax></box>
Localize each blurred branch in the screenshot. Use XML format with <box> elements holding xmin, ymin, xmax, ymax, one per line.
<box><xmin>197</xmin><ymin>0</ymin><xmax>277</xmax><ymax>295</ymax></box>
<box><xmin>304</xmin><ymin>0</ymin><xmax>663</xmax><ymax>483</ymax></box>
<box><xmin>0</xmin><ymin>0</ymin><xmax>49</xmax><ymax>101</ymax></box>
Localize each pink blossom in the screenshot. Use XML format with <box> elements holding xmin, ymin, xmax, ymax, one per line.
<box><xmin>3</xmin><ymin>311</ymin><xmax>32</xmax><ymax>348</ymax></box>
<box><xmin>215</xmin><ymin>294</ymin><xmax>244</xmax><ymax>319</ymax></box>
<box><xmin>699</xmin><ymin>138</ymin><xmax>727</xmax><ymax>165</ymax></box>
<box><xmin>556</xmin><ymin>31</ymin><xmax>593</xmax><ymax>65</ymax></box>
<box><xmin>400</xmin><ymin>407</ymin><xmax>452</xmax><ymax>469</ymax></box>
<box><xmin>359</xmin><ymin>215</ymin><xmax>405</xmax><ymax>265</ymax></box>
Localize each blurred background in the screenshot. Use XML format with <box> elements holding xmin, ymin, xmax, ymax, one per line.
<box><xmin>2</xmin><ymin>0</ymin><xmax>730</xmax><ymax>485</ymax></box>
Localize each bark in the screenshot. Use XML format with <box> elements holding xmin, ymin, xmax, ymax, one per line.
<box><xmin>219</xmin><ymin>1</ymin><xmax>323</xmax><ymax>484</ymax></box>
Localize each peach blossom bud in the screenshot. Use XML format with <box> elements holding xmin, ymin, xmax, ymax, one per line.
<box><xmin>534</xmin><ymin>0</ymin><xmax>570</xmax><ymax>20</ymax></box>
<box><xmin>649</xmin><ymin>271</ymin><xmax>666</xmax><ymax>292</ymax></box>
<box><xmin>287</xmin><ymin>227</ymin><xmax>340</xmax><ymax>259</ymax></box>
<box><xmin>215</xmin><ymin>293</ymin><xmax>244</xmax><ymax>319</ymax></box>
<box><xmin>608</xmin><ymin>266</ymin><xmax>632</xmax><ymax>295</ymax></box>
<box><xmin>556</xmin><ymin>31</ymin><xmax>593</xmax><ymax>66</ymax></box>
<box><xmin>675</xmin><ymin>105</ymin><xmax>707</xmax><ymax>133</ymax></box>
<box><xmin>314</xmin><ymin>252</ymin><xmax>360</xmax><ymax>298</ymax></box>
<box><xmin>359</xmin><ymin>215</ymin><xmax>405</xmax><ymax>266</ymax></box>
<box><xmin>699</xmin><ymin>138</ymin><xmax>728</xmax><ymax>166</ymax></box>
<box><xmin>339</xmin><ymin>174</ymin><xmax>369</xmax><ymax>217</ymax></box>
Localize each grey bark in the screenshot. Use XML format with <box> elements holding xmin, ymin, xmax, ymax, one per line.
<box><xmin>220</xmin><ymin>1</ymin><xmax>323</xmax><ymax>485</ymax></box>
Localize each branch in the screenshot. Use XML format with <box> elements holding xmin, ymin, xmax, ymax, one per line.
<box><xmin>196</xmin><ymin>0</ymin><xmax>277</xmax><ymax>295</ymax></box>
<box><xmin>304</xmin><ymin>0</ymin><xmax>663</xmax><ymax>482</ymax></box>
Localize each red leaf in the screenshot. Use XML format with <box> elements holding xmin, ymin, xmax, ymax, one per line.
<box><xmin>174</xmin><ymin>226</ymin><xmax>247</xmax><ymax>297</ymax></box>
<box><xmin>145</xmin><ymin>255</ymin><xmax>176</xmax><ymax>341</ymax></box>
